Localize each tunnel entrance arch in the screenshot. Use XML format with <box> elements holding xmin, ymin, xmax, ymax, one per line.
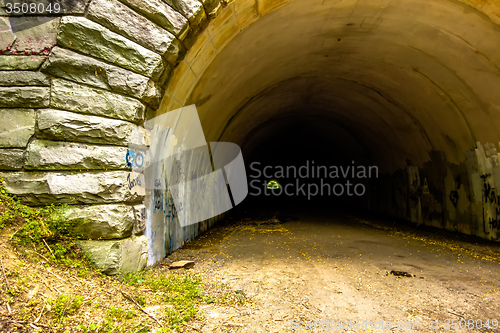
<box><xmin>1</xmin><ymin>0</ymin><xmax>500</xmax><ymax>273</ymax></box>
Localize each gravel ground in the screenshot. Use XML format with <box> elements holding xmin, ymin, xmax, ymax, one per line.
<box><xmin>170</xmin><ymin>208</ymin><xmax>500</xmax><ymax>333</ymax></box>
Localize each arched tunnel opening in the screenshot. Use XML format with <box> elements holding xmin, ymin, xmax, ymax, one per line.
<box><xmin>158</xmin><ymin>0</ymin><xmax>500</xmax><ymax>241</ymax></box>
<box><xmin>151</xmin><ymin>0</ymin><xmax>500</xmax><ymax>319</ymax></box>
<box><xmin>2</xmin><ymin>0</ymin><xmax>500</xmax><ymax>328</ymax></box>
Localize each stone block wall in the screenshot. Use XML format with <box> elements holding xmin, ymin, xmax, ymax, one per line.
<box><xmin>0</xmin><ymin>0</ymin><xmax>225</xmax><ymax>274</ymax></box>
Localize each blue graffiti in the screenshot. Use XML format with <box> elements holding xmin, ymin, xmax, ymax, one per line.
<box><xmin>126</xmin><ymin>149</ymin><xmax>145</xmax><ymax>168</ymax></box>
<box><xmin>126</xmin><ymin>150</ymin><xmax>135</xmax><ymax>167</ymax></box>
<box><xmin>135</xmin><ymin>152</ymin><xmax>144</xmax><ymax>167</ymax></box>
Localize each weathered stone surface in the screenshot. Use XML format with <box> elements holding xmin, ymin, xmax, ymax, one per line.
<box><xmin>57</xmin><ymin>16</ymin><xmax>164</xmax><ymax>79</ymax></box>
<box><xmin>117</xmin><ymin>0</ymin><xmax>189</xmax><ymax>39</ymax></box>
<box><xmin>199</xmin><ymin>0</ymin><xmax>222</xmax><ymax>18</ymax></box>
<box><xmin>0</xmin><ymin>108</ymin><xmax>35</xmax><ymax>147</ymax></box>
<box><xmin>78</xmin><ymin>235</ymin><xmax>147</xmax><ymax>275</ymax></box>
<box><xmin>0</xmin><ymin>0</ymin><xmax>89</xmax><ymax>15</ymax></box>
<box><xmin>87</xmin><ymin>0</ymin><xmax>182</xmax><ymax>64</ymax></box>
<box><xmin>121</xmin><ymin>236</ymin><xmax>148</xmax><ymax>273</ymax></box>
<box><xmin>0</xmin><ymin>56</ymin><xmax>46</xmax><ymax>70</ymax></box>
<box><xmin>169</xmin><ymin>260</ymin><xmax>195</xmax><ymax>269</ymax></box>
<box><xmin>54</xmin><ymin>204</ymin><xmax>135</xmax><ymax>240</ymax></box>
<box><xmin>42</xmin><ymin>47</ymin><xmax>161</xmax><ymax>106</ymax></box>
<box><xmin>0</xmin><ymin>71</ymin><xmax>49</xmax><ymax>86</ymax></box>
<box><xmin>25</xmin><ymin>140</ymin><xmax>129</xmax><ymax>170</ymax></box>
<box><xmin>165</xmin><ymin>0</ymin><xmax>206</xmax><ymax>29</ymax></box>
<box><xmin>77</xmin><ymin>239</ymin><xmax>121</xmax><ymax>275</ymax></box>
<box><xmin>0</xmin><ymin>17</ymin><xmax>59</xmax><ymax>54</ymax></box>
<box><xmin>158</xmin><ymin>64</ymin><xmax>173</xmax><ymax>89</ymax></box>
<box><xmin>37</xmin><ymin>109</ymin><xmax>148</xmax><ymax>146</ymax></box>
<box><xmin>132</xmin><ymin>204</ymin><xmax>146</xmax><ymax>235</ymax></box>
<box><xmin>0</xmin><ymin>171</ymin><xmax>144</xmax><ymax>205</ymax></box>
<box><xmin>142</xmin><ymin>81</ymin><xmax>163</xmax><ymax>109</ymax></box>
<box><xmin>0</xmin><ymin>86</ymin><xmax>49</xmax><ymax>108</ymax></box>
<box><xmin>0</xmin><ymin>149</ymin><xmax>24</xmax><ymax>170</ymax></box>
<box><xmin>50</xmin><ymin>79</ymin><xmax>144</xmax><ymax>123</ymax></box>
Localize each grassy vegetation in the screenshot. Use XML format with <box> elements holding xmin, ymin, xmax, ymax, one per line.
<box><xmin>0</xmin><ymin>179</ymin><xmax>247</xmax><ymax>332</ymax></box>
<box><xmin>122</xmin><ymin>271</ymin><xmax>246</xmax><ymax>331</ymax></box>
<box><xmin>0</xmin><ymin>178</ymin><xmax>86</xmax><ymax>268</ymax></box>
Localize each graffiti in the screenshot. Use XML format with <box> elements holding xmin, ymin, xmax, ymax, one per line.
<box><xmin>153</xmin><ymin>179</ymin><xmax>163</xmax><ymax>211</ymax></box>
<box><xmin>127</xmin><ymin>172</ymin><xmax>143</xmax><ymax>190</ymax></box>
<box><xmin>126</xmin><ymin>149</ymin><xmax>145</xmax><ymax>168</ymax></box>
<box><xmin>154</xmin><ymin>189</ymin><xmax>163</xmax><ymax>210</ymax></box>
<box><xmin>127</xmin><ymin>172</ymin><xmax>145</xmax><ymax>195</ymax></box>
<box><xmin>449</xmin><ymin>191</ymin><xmax>459</xmax><ymax>208</ymax></box>
<box><xmin>482</xmin><ymin>180</ymin><xmax>500</xmax><ymax>233</ymax></box>
<box><xmin>483</xmin><ymin>183</ymin><xmax>500</xmax><ymax>204</ymax></box>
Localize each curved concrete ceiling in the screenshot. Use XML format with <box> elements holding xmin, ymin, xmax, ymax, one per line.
<box><xmin>159</xmin><ymin>0</ymin><xmax>500</xmax><ymax>173</ymax></box>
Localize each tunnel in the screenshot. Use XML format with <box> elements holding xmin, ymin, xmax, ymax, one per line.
<box><xmin>151</xmin><ymin>0</ymin><xmax>500</xmax><ymax>256</ymax></box>
<box><xmin>3</xmin><ymin>0</ymin><xmax>500</xmax><ymax>328</ymax></box>
<box><xmin>1</xmin><ymin>0</ymin><xmax>500</xmax><ymax>274</ymax></box>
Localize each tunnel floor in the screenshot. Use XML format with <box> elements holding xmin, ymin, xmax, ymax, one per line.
<box><xmin>164</xmin><ymin>208</ymin><xmax>500</xmax><ymax>332</ymax></box>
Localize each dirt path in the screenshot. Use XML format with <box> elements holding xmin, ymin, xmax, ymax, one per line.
<box><xmin>168</xmin><ymin>210</ymin><xmax>500</xmax><ymax>332</ymax></box>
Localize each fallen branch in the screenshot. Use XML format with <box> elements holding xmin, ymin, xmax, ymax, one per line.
<box><xmin>34</xmin><ymin>300</ymin><xmax>47</xmax><ymax>323</ymax></box>
<box><xmin>119</xmin><ymin>290</ymin><xmax>162</xmax><ymax>327</ymax></box>
<box><xmin>9</xmin><ymin>229</ymin><xmax>19</xmax><ymax>240</ymax></box>
<box><xmin>46</xmin><ymin>269</ymin><xmax>63</xmax><ymax>282</ymax></box>
<box><xmin>42</xmin><ymin>239</ymin><xmax>56</xmax><ymax>259</ymax></box>
<box><xmin>0</xmin><ymin>259</ymin><xmax>10</xmax><ymax>290</ymax></box>
<box><xmin>27</xmin><ymin>249</ymin><xmax>50</xmax><ymax>262</ymax></box>
<box><xmin>57</xmin><ymin>302</ymin><xmax>69</xmax><ymax>328</ymax></box>
<box><xmin>1</xmin><ymin>317</ymin><xmax>25</xmax><ymax>327</ymax></box>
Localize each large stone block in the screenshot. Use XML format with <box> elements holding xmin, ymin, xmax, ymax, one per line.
<box><xmin>50</xmin><ymin>79</ymin><xmax>144</xmax><ymax>123</ymax></box>
<box><xmin>0</xmin><ymin>149</ymin><xmax>24</xmax><ymax>170</ymax></box>
<box><xmin>57</xmin><ymin>16</ymin><xmax>164</xmax><ymax>79</ymax></box>
<box><xmin>87</xmin><ymin>0</ymin><xmax>182</xmax><ymax>64</ymax></box>
<box><xmin>77</xmin><ymin>235</ymin><xmax>148</xmax><ymax>275</ymax></box>
<box><xmin>0</xmin><ymin>108</ymin><xmax>35</xmax><ymax>148</ymax></box>
<box><xmin>0</xmin><ymin>17</ymin><xmax>59</xmax><ymax>54</ymax></box>
<box><xmin>0</xmin><ymin>86</ymin><xmax>49</xmax><ymax>108</ymax></box>
<box><xmin>199</xmin><ymin>0</ymin><xmax>222</xmax><ymax>18</ymax></box>
<box><xmin>42</xmin><ymin>47</ymin><xmax>161</xmax><ymax>106</ymax></box>
<box><xmin>0</xmin><ymin>171</ymin><xmax>144</xmax><ymax>205</ymax></box>
<box><xmin>166</xmin><ymin>0</ymin><xmax>206</xmax><ymax>29</ymax></box>
<box><xmin>132</xmin><ymin>204</ymin><xmax>146</xmax><ymax>235</ymax></box>
<box><xmin>54</xmin><ymin>204</ymin><xmax>136</xmax><ymax>240</ymax></box>
<box><xmin>121</xmin><ymin>235</ymin><xmax>148</xmax><ymax>273</ymax></box>
<box><xmin>25</xmin><ymin>140</ymin><xmax>129</xmax><ymax>170</ymax></box>
<box><xmin>0</xmin><ymin>56</ymin><xmax>46</xmax><ymax>70</ymax></box>
<box><xmin>37</xmin><ymin>109</ymin><xmax>142</xmax><ymax>146</ymax></box>
<box><xmin>0</xmin><ymin>71</ymin><xmax>50</xmax><ymax>86</ymax></box>
<box><xmin>77</xmin><ymin>239</ymin><xmax>122</xmax><ymax>275</ymax></box>
<box><xmin>117</xmin><ymin>0</ymin><xmax>189</xmax><ymax>39</ymax></box>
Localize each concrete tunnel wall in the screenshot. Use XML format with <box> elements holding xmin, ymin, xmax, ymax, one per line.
<box><xmin>0</xmin><ymin>0</ymin><xmax>500</xmax><ymax>273</ymax></box>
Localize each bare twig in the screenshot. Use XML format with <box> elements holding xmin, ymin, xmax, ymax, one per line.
<box><xmin>1</xmin><ymin>317</ymin><xmax>25</xmax><ymax>327</ymax></box>
<box><xmin>9</xmin><ymin>229</ymin><xmax>20</xmax><ymax>240</ymax></box>
<box><xmin>57</xmin><ymin>303</ymin><xmax>69</xmax><ymax>328</ymax></box>
<box><xmin>34</xmin><ymin>300</ymin><xmax>47</xmax><ymax>323</ymax></box>
<box><xmin>42</xmin><ymin>239</ymin><xmax>56</xmax><ymax>259</ymax></box>
<box><xmin>0</xmin><ymin>259</ymin><xmax>10</xmax><ymax>290</ymax></box>
<box><xmin>46</xmin><ymin>269</ymin><xmax>63</xmax><ymax>282</ymax></box>
<box><xmin>119</xmin><ymin>290</ymin><xmax>162</xmax><ymax>327</ymax></box>
<box><xmin>27</xmin><ymin>249</ymin><xmax>50</xmax><ymax>262</ymax></box>
<box><xmin>5</xmin><ymin>301</ymin><xmax>11</xmax><ymax>313</ymax></box>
